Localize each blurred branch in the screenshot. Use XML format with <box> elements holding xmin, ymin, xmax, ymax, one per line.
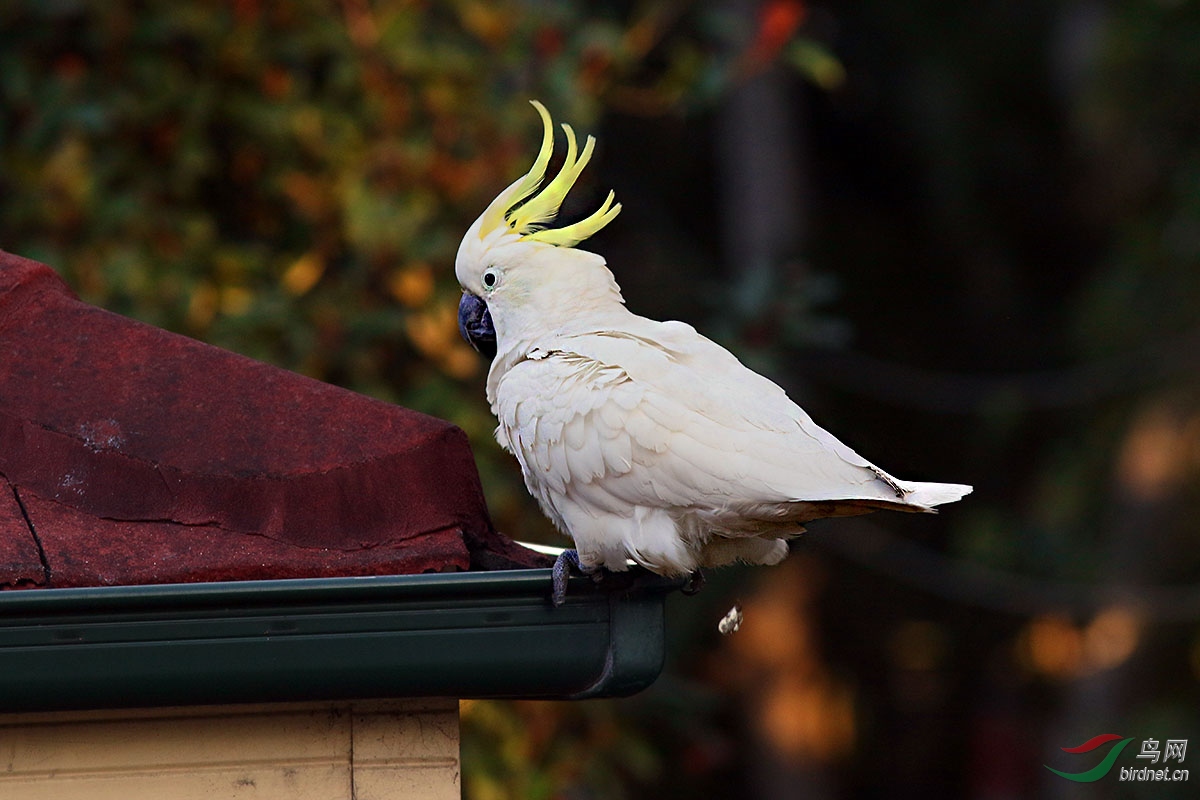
<box><xmin>811</xmin><ymin>518</ymin><xmax>1200</xmax><ymax>621</ymax></box>
<box><xmin>798</xmin><ymin>327</ymin><xmax>1200</xmax><ymax>414</ymax></box>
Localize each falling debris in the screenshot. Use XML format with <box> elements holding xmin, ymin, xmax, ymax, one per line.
<box><xmin>719</xmin><ymin>604</ymin><xmax>744</xmax><ymax>636</ymax></box>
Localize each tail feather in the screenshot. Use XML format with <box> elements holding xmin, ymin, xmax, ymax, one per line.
<box><xmin>899</xmin><ymin>480</ymin><xmax>973</xmax><ymax>509</ymax></box>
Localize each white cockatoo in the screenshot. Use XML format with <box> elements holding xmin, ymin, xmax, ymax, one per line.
<box><xmin>457</xmin><ymin>101</ymin><xmax>971</xmax><ymax>603</ymax></box>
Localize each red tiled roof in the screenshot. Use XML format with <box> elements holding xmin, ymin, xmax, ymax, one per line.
<box><xmin>0</xmin><ymin>250</ymin><xmax>548</xmax><ymax>589</ymax></box>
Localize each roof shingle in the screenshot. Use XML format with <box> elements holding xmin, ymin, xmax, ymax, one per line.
<box><xmin>0</xmin><ymin>250</ymin><xmax>547</xmax><ymax>588</ymax></box>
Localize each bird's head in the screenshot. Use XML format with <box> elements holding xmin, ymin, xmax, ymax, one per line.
<box><xmin>456</xmin><ymin>101</ymin><xmax>622</xmax><ymax>359</ymax></box>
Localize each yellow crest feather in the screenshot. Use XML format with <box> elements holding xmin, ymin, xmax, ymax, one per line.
<box><xmin>476</xmin><ymin>100</ymin><xmax>620</xmax><ymax>248</ymax></box>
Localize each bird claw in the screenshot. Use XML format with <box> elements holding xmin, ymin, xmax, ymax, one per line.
<box><xmin>551</xmin><ymin>549</ymin><xmax>597</xmax><ymax>606</ymax></box>
<box><xmin>681</xmin><ymin>568</ymin><xmax>706</xmax><ymax>596</ymax></box>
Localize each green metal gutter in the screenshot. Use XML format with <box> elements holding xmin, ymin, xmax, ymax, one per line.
<box><xmin>0</xmin><ymin>568</ymin><xmax>681</xmax><ymax>712</ymax></box>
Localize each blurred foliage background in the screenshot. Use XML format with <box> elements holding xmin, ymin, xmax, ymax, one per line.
<box><xmin>3</xmin><ymin>0</ymin><xmax>1200</xmax><ymax>797</ymax></box>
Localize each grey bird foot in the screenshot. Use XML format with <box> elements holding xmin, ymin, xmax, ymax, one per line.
<box><xmin>551</xmin><ymin>549</ymin><xmax>597</xmax><ymax>606</ymax></box>
<box><xmin>681</xmin><ymin>568</ymin><xmax>706</xmax><ymax>595</ymax></box>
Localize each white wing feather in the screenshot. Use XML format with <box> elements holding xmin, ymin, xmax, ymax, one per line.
<box><xmin>490</xmin><ymin>314</ymin><xmax>970</xmax><ymax>573</ymax></box>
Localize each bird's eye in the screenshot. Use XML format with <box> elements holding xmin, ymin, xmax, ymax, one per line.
<box><xmin>482</xmin><ymin>267</ymin><xmax>500</xmax><ymax>291</ymax></box>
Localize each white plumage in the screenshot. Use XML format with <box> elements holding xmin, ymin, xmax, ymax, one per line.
<box><xmin>456</xmin><ymin>102</ymin><xmax>971</xmax><ymax>579</ymax></box>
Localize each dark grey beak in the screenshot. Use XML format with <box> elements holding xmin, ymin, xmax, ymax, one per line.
<box><xmin>457</xmin><ymin>292</ymin><xmax>497</xmax><ymax>359</ymax></box>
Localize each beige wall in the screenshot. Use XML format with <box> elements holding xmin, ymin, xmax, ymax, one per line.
<box><xmin>0</xmin><ymin>698</ymin><xmax>459</xmax><ymax>799</ymax></box>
